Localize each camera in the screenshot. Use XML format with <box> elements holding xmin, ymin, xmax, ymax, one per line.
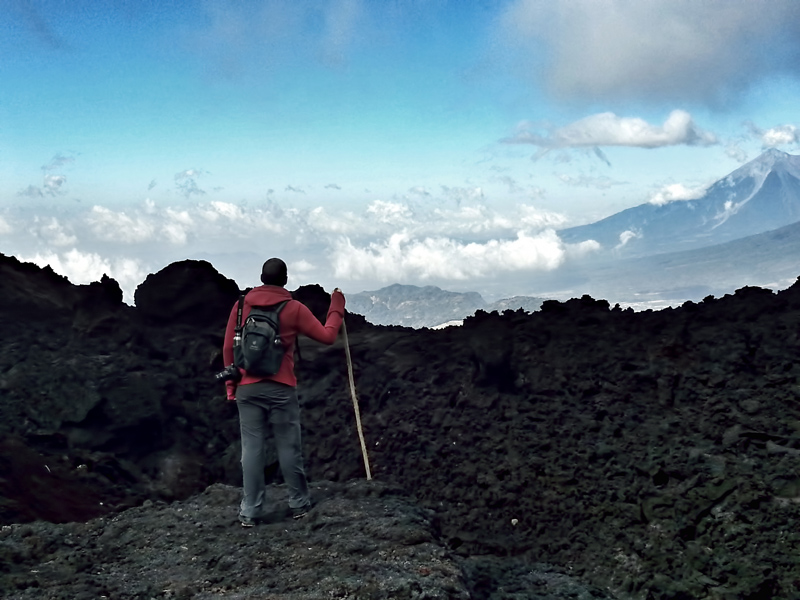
<box><xmin>214</xmin><ymin>364</ymin><xmax>241</xmax><ymax>383</ymax></box>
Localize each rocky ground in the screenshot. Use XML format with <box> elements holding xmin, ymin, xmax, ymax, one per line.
<box><xmin>1</xmin><ymin>480</ymin><xmax>473</xmax><ymax>599</ymax></box>
<box><xmin>0</xmin><ymin>479</ymin><xmax>610</xmax><ymax>599</ymax></box>
<box><xmin>2</xmin><ymin>253</ymin><xmax>800</xmax><ymax>598</ymax></box>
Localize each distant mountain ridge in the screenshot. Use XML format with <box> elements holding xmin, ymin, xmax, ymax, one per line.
<box><xmin>559</xmin><ymin>149</ymin><xmax>800</xmax><ymax>257</ymax></box>
<box><xmin>530</xmin><ymin>217</ymin><xmax>800</xmax><ymax>308</ymax></box>
<box><xmin>346</xmin><ymin>283</ymin><xmax>546</xmax><ymax>328</ymax></box>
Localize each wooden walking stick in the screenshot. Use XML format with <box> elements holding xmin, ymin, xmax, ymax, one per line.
<box><xmin>341</xmin><ymin>314</ymin><xmax>372</xmax><ymax>480</ymax></box>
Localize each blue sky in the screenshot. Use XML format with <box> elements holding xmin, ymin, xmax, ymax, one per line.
<box><xmin>2</xmin><ymin>0</ymin><xmax>800</xmax><ymax>302</ymax></box>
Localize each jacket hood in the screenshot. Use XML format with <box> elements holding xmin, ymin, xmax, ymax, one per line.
<box><xmin>245</xmin><ymin>285</ymin><xmax>292</xmax><ymax>307</ymax></box>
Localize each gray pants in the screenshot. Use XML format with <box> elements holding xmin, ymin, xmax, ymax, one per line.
<box><xmin>236</xmin><ymin>380</ymin><xmax>310</xmax><ymax>518</ymax></box>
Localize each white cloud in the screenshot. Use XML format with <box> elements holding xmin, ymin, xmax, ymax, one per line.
<box><xmin>16</xmin><ymin>153</ymin><xmax>76</xmax><ymax>199</ymax></box>
<box><xmin>505</xmin><ymin>110</ymin><xmax>717</xmax><ymax>150</ymax></box>
<box><xmin>518</xmin><ymin>205</ymin><xmax>568</xmax><ymax>229</ymax></box>
<box><xmin>501</xmin><ymin>0</ymin><xmax>800</xmax><ymax>104</ymax></box>
<box><xmin>440</xmin><ymin>186</ymin><xmax>485</xmax><ymax>205</ymax></box>
<box><xmin>565</xmin><ymin>239</ymin><xmax>602</xmax><ymax>259</ymax></box>
<box><xmin>725</xmin><ymin>143</ymin><xmax>749</xmax><ymax>163</ymax></box>
<box><xmin>32</xmin><ymin>218</ymin><xmax>77</xmax><ymax>246</ymax></box>
<box><xmin>165</xmin><ymin>208</ymin><xmax>193</xmax><ymax>226</ymax></box>
<box><xmin>87</xmin><ymin>206</ymin><xmax>157</xmax><ymax>243</ymax></box>
<box><xmin>161</xmin><ymin>208</ymin><xmax>194</xmax><ymax>244</ymax></box>
<box><xmin>210</xmin><ymin>201</ymin><xmax>289</xmax><ymax>235</ymax></box>
<box><xmin>175</xmin><ymin>169</ymin><xmax>207</xmax><ymax>198</ymax></box>
<box><xmin>246</xmin><ymin>209</ymin><xmax>287</xmax><ymax>234</ymax></box>
<box><xmin>284</xmin><ymin>260</ymin><xmax>318</xmax><ymax>289</ymax></box>
<box><xmin>43</xmin><ymin>174</ymin><xmax>67</xmax><ymax>196</ymax></box>
<box><xmin>330</xmin><ymin>229</ymin><xmax>578</xmax><ymax>282</ymax></box>
<box><xmin>112</xmin><ymin>258</ymin><xmax>149</xmax><ymax>299</ymax></box>
<box><xmin>176</xmin><ymin>169</ymin><xmax>204</xmax><ymax>179</ymax></box>
<box><xmin>431</xmin><ymin>205</ymin><xmax>514</xmax><ymax>234</ymax></box>
<box><xmin>200</xmin><ymin>201</ymin><xmax>245</xmax><ymax>222</ymax></box>
<box><xmin>366</xmin><ymin>200</ymin><xmax>413</xmax><ymax>224</ymax></box>
<box><xmin>0</xmin><ymin>216</ymin><xmax>12</xmax><ymax>234</ymax></box>
<box><xmin>87</xmin><ymin>201</ymin><xmax>287</xmax><ymax>246</ymax></box>
<box><xmin>713</xmin><ymin>199</ymin><xmax>746</xmax><ymax>228</ymax></box>
<box><xmin>307</xmin><ymin>207</ymin><xmax>363</xmax><ymax>234</ymax></box>
<box><xmin>291</xmin><ymin>259</ymin><xmax>315</xmax><ymax>274</ymax></box>
<box><xmin>760</xmin><ymin>124</ymin><xmax>800</xmax><ymax>148</ymax></box>
<box><xmin>648</xmin><ymin>182</ymin><xmax>708</xmax><ymax>206</ymax></box>
<box><xmin>161</xmin><ymin>222</ymin><xmax>188</xmax><ymax>245</ymax></box>
<box><xmin>616</xmin><ymin>230</ymin><xmax>641</xmax><ymax>248</ymax></box>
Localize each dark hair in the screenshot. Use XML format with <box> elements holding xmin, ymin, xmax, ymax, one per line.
<box><xmin>260</xmin><ymin>258</ymin><xmax>288</xmax><ymax>286</ymax></box>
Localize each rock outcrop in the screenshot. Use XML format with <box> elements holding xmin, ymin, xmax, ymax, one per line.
<box><xmin>134</xmin><ymin>259</ymin><xmax>239</xmax><ymax>327</ymax></box>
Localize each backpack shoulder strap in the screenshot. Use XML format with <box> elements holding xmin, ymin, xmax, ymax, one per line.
<box><xmin>235</xmin><ymin>294</ymin><xmax>245</xmax><ymax>331</ymax></box>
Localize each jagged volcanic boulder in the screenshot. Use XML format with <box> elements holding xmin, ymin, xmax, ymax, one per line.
<box><xmin>134</xmin><ymin>259</ymin><xmax>240</xmax><ymax>327</ymax></box>
<box><xmin>0</xmin><ymin>253</ymin><xmax>77</xmax><ymax>313</ymax></box>
<box><xmin>70</xmin><ymin>275</ymin><xmax>132</xmax><ymax>341</ymax></box>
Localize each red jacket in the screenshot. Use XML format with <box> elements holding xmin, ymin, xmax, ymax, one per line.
<box><xmin>222</xmin><ymin>285</ymin><xmax>345</xmax><ymax>399</ymax></box>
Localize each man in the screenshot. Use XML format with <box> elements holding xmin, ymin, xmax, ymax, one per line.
<box><xmin>222</xmin><ymin>258</ymin><xmax>345</xmax><ymax>527</ymax></box>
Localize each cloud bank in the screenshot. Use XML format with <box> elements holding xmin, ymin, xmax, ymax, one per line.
<box><xmin>1</xmin><ymin>195</ymin><xmax>588</xmax><ymax>302</ymax></box>
<box><xmin>330</xmin><ymin>229</ymin><xmax>591</xmax><ymax>282</ymax></box>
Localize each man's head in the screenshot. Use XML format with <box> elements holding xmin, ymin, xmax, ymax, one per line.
<box><xmin>261</xmin><ymin>258</ymin><xmax>288</xmax><ymax>286</ymax></box>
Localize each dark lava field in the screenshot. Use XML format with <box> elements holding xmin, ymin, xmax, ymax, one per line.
<box><xmin>2</xmin><ymin>252</ymin><xmax>800</xmax><ymax>599</ymax></box>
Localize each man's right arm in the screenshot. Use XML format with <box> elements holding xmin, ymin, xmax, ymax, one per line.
<box><xmin>295</xmin><ymin>290</ymin><xmax>345</xmax><ymax>345</ymax></box>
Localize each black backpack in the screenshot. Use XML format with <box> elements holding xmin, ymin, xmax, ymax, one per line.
<box><xmin>233</xmin><ymin>297</ymin><xmax>289</xmax><ymax>376</ymax></box>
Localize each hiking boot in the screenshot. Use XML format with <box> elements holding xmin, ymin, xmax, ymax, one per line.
<box><xmin>291</xmin><ymin>503</ymin><xmax>312</xmax><ymax>520</ymax></box>
<box><xmin>239</xmin><ymin>515</ymin><xmax>258</xmax><ymax>527</ymax></box>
